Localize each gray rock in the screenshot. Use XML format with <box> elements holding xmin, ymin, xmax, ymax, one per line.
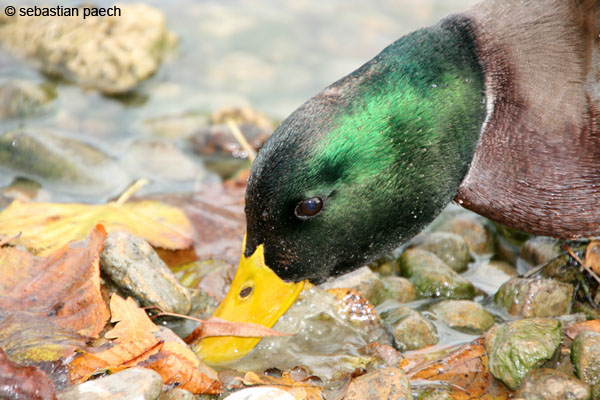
<box><xmin>0</xmin><ymin>4</ymin><xmax>177</xmax><ymax>94</ymax></box>
<box><xmin>485</xmin><ymin>318</ymin><xmax>563</xmax><ymax>390</ymax></box>
<box><xmin>159</xmin><ymin>388</ymin><xmax>194</xmax><ymax>400</ymax></box>
<box><xmin>521</xmin><ymin>237</ymin><xmax>562</xmax><ymax>266</ymax></box>
<box><xmin>429</xmin><ymin>300</ymin><xmax>494</xmax><ymax>333</ymax></box>
<box><xmin>495</xmin><ymin>277</ymin><xmax>574</xmax><ymax>317</ymax></box>
<box><xmin>344</xmin><ymin>367</ymin><xmax>412</xmax><ymax>400</ymax></box>
<box><xmin>371</xmin><ymin>276</ymin><xmax>416</xmax><ymax>306</ymax></box>
<box><xmin>100</xmin><ymin>232</ymin><xmax>192</xmax><ymax>314</ymax></box>
<box><xmin>572</xmin><ymin>331</ymin><xmax>600</xmax><ymax>387</ymax></box>
<box><xmin>462</xmin><ymin>260</ymin><xmax>517</xmax><ymax>295</ymax></box>
<box><xmin>398</xmin><ymin>248</ymin><xmax>475</xmax><ymax>300</ymax></box>
<box><xmin>319</xmin><ymin>266</ymin><xmax>384</xmax><ymax>303</ymax></box>
<box><xmin>410</xmin><ymin>232</ymin><xmax>471</xmax><ymax>272</ymax></box>
<box><xmin>0</xmin><ymin>80</ymin><xmax>55</xmax><ymax>120</ymax></box>
<box><xmin>381</xmin><ymin>306</ymin><xmax>438</xmax><ymax>351</ymax></box>
<box><xmin>58</xmin><ymin>368</ymin><xmax>162</xmax><ymax>400</ymax></box>
<box><xmin>434</xmin><ymin>215</ymin><xmax>495</xmax><ymax>255</ymax></box>
<box><xmin>0</xmin><ymin>129</ymin><xmax>128</xmax><ymax>197</ymax></box>
<box><xmin>516</xmin><ymin>368</ymin><xmax>591</xmax><ymax>400</ymax></box>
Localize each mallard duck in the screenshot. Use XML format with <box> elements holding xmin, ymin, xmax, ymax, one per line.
<box><xmin>199</xmin><ymin>0</ymin><xmax>600</xmax><ymax>364</ymax></box>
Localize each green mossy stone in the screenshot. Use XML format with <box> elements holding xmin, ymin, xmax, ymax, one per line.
<box><xmin>572</xmin><ymin>331</ymin><xmax>600</xmax><ymax>387</ymax></box>
<box><xmin>485</xmin><ymin>318</ymin><xmax>563</xmax><ymax>390</ymax></box>
<box><xmin>430</xmin><ymin>300</ymin><xmax>494</xmax><ymax>333</ymax></box>
<box><xmin>381</xmin><ymin>306</ymin><xmax>438</xmax><ymax>352</ymax></box>
<box><xmin>410</xmin><ymin>232</ymin><xmax>471</xmax><ymax>273</ymax></box>
<box><xmin>494</xmin><ymin>278</ymin><xmax>574</xmax><ymax>317</ymax></box>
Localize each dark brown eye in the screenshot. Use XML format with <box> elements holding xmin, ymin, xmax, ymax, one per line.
<box><xmin>295</xmin><ymin>197</ymin><xmax>323</xmax><ymax>219</ymax></box>
<box><xmin>239</xmin><ymin>285</ymin><xmax>253</xmax><ymax>298</ymax></box>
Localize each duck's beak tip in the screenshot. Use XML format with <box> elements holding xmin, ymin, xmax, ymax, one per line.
<box><xmin>195</xmin><ymin>235</ymin><xmax>305</xmax><ymax>365</ymax></box>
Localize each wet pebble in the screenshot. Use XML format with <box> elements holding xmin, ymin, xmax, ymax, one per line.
<box><xmin>494</xmin><ymin>277</ymin><xmax>574</xmax><ymax>317</ymax></box>
<box><xmin>319</xmin><ymin>266</ymin><xmax>384</xmax><ymax>304</ymax></box>
<box><xmin>485</xmin><ymin>318</ymin><xmax>563</xmax><ymax>390</ymax></box>
<box><xmin>0</xmin><ymin>79</ymin><xmax>55</xmax><ymax>120</ymax></box>
<box><xmin>461</xmin><ymin>260</ymin><xmax>517</xmax><ymax>295</ymax></box>
<box><xmin>429</xmin><ymin>300</ymin><xmax>494</xmax><ymax>333</ymax></box>
<box><xmin>100</xmin><ymin>232</ymin><xmax>192</xmax><ymax>314</ymax></box>
<box><xmin>158</xmin><ymin>388</ymin><xmax>194</xmax><ymax>400</ymax></box>
<box><xmin>371</xmin><ymin>276</ymin><xmax>416</xmax><ymax>306</ymax></box>
<box><xmin>571</xmin><ymin>331</ymin><xmax>600</xmax><ymax>388</ymax></box>
<box><xmin>409</xmin><ymin>232</ymin><xmax>471</xmax><ymax>272</ymax></box>
<box><xmin>57</xmin><ymin>368</ymin><xmax>162</xmax><ymax>400</ymax></box>
<box><xmin>344</xmin><ymin>367</ymin><xmax>412</xmax><ymax>400</ymax></box>
<box><xmin>223</xmin><ymin>387</ymin><xmax>294</xmax><ymax>400</ymax></box>
<box><xmin>398</xmin><ymin>248</ymin><xmax>475</xmax><ymax>299</ymax></box>
<box><xmin>434</xmin><ymin>214</ymin><xmax>495</xmax><ymax>255</ymax></box>
<box><xmin>516</xmin><ymin>368</ymin><xmax>591</xmax><ymax>400</ymax></box>
<box><xmin>521</xmin><ymin>237</ymin><xmax>562</xmax><ymax>266</ymax></box>
<box><xmin>381</xmin><ymin>306</ymin><xmax>438</xmax><ymax>351</ymax></box>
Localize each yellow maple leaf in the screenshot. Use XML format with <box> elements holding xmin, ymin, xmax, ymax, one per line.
<box><xmin>0</xmin><ymin>199</ymin><xmax>193</xmax><ymax>256</ymax></box>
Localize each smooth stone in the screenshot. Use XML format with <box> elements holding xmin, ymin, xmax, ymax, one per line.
<box><xmin>572</xmin><ymin>331</ymin><xmax>600</xmax><ymax>387</ymax></box>
<box><xmin>516</xmin><ymin>368</ymin><xmax>591</xmax><ymax>400</ymax></box>
<box><xmin>485</xmin><ymin>318</ymin><xmax>563</xmax><ymax>390</ymax></box>
<box><xmin>344</xmin><ymin>367</ymin><xmax>412</xmax><ymax>400</ymax></box>
<box><xmin>495</xmin><ymin>277</ymin><xmax>574</xmax><ymax>317</ymax></box>
<box><xmin>158</xmin><ymin>388</ymin><xmax>194</xmax><ymax>400</ymax></box>
<box><xmin>319</xmin><ymin>266</ymin><xmax>384</xmax><ymax>303</ymax></box>
<box><xmin>381</xmin><ymin>306</ymin><xmax>438</xmax><ymax>352</ymax></box>
<box><xmin>398</xmin><ymin>248</ymin><xmax>476</xmax><ymax>300</ymax></box>
<box><xmin>0</xmin><ymin>4</ymin><xmax>177</xmax><ymax>94</ymax></box>
<box><xmin>521</xmin><ymin>237</ymin><xmax>562</xmax><ymax>266</ymax></box>
<box><xmin>57</xmin><ymin>368</ymin><xmax>162</xmax><ymax>400</ymax></box>
<box><xmin>462</xmin><ymin>260</ymin><xmax>517</xmax><ymax>295</ymax></box>
<box><xmin>142</xmin><ymin>111</ymin><xmax>211</xmax><ymax>139</ymax></box>
<box><xmin>217</xmin><ymin>286</ymin><xmax>388</xmax><ymax>379</ymax></box>
<box><xmin>371</xmin><ymin>276</ymin><xmax>416</xmax><ymax>306</ymax></box>
<box><xmin>430</xmin><ymin>300</ymin><xmax>494</xmax><ymax>333</ymax></box>
<box><xmin>0</xmin><ymin>129</ymin><xmax>128</xmax><ymax>198</ymax></box>
<box><xmin>409</xmin><ymin>232</ymin><xmax>471</xmax><ymax>272</ymax></box>
<box><xmin>434</xmin><ymin>214</ymin><xmax>495</xmax><ymax>255</ymax></box>
<box><xmin>0</xmin><ymin>80</ymin><xmax>55</xmax><ymax>120</ymax></box>
<box><xmin>223</xmin><ymin>387</ymin><xmax>294</xmax><ymax>400</ymax></box>
<box><xmin>100</xmin><ymin>232</ymin><xmax>192</xmax><ymax>314</ymax></box>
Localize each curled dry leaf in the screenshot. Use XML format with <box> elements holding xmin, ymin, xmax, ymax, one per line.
<box><xmin>585</xmin><ymin>241</ymin><xmax>600</xmax><ymax>275</ymax></box>
<box><xmin>70</xmin><ymin>295</ymin><xmax>222</xmax><ymax>395</ymax></box>
<box><xmin>0</xmin><ymin>348</ymin><xmax>56</xmax><ymax>400</ymax></box>
<box><xmin>0</xmin><ymin>225</ymin><xmax>109</xmax><ymax>337</ymax></box>
<box><xmin>238</xmin><ymin>371</ymin><xmax>323</xmax><ymax>400</ymax></box>
<box><xmin>407</xmin><ymin>338</ymin><xmax>511</xmax><ymax>400</ymax></box>
<box><xmin>565</xmin><ymin>319</ymin><xmax>600</xmax><ymax>339</ymax></box>
<box><xmin>0</xmin><ymin>199</ymin><xmax>193</xmax><ymax>256</ymax></box>
<box><xmin>184</xmin><ymin>316</ymin><xmax>290</xmax><ymax>345</ymax></box>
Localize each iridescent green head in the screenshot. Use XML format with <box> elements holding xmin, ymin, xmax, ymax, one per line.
<box><xmin>245</xmin><ymin>16</ymin><xmax>487</xmax><ymax>283</ymax></box>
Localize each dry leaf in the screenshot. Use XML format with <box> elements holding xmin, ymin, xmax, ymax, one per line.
<box><xmin>585</xmin><ymin>241</ymin><xmax>600</xmax><ymax>275</ymax></box>
<box><xmin>407</xmin><ymin>338</ymin><xmax>511</xmax><ymax>400</ymax></box>
<box><xmin>565</xmin><ymin>319</ymin><xmax>600</xmax><ymax>339</ymax></box>
<box><xmin>184</xmin><ymin>316</ymin><xmax>290</xmax><ymax>345</ymax></box>
<box><xmin>0</xmin><ymin>199</ymin><xmax>193</xmax><ymax>256</ymax></box>
<box><xmin>0</xmin><ymin>225</ymin><xmax>109</xmax><ymax>337</ymax></box>
<box><xmin>240</xmin><ymin>371</ymin><xmax>322</xmax><ymax>400</ymax></box>
<box><xmin>70</xmin><ymin>295</ymin><xmax>222</xmax><ymax>394</ymax></box>
<box><xmin>0</xmin><ymin>348</ymin><xmax>56</xmax><ymax>400</ymax></box>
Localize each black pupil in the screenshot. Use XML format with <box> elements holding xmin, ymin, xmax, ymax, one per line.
<box><xmin>299</xmin><ymin>197</ymin><xmax>322</xmax><ymax>217</ymax></box>
<box><xmin>240</xmin><ymin>286</ymin><xmax>252</xmax><ymax>298</ymax></box>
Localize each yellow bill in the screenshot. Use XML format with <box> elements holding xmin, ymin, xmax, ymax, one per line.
<box><xmin>197</xmin><ymin>236</ymin><xmax>305</xmax><ymax>365</ymax></box>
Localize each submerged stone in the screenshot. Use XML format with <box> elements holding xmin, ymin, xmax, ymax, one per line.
<box><xmin>371</xmin><ymin>276</ymin><xmax>416</xmax><ymax>306</ymax></box>
<box><xmin>485</xmin><ymin>318</ymin><xmax>563</xmax><ymax>390</ymax></box>
<box><xmin>434</xmin><ymin>214</ymin><xmax>495</xmax><ymax>255</ymax></box>
<box><xmin>319</xmin><ymin>266</ymin><xmax>384</xmax><ymax>304</ymax></box>
<box><xmin>516</xmin><ymin>368</ymin><xmax>591</xmax><ymax>400</ymax></box>
<box><xmin>0</xmin><ymin>80</ymin><xmax>55</xmax><ymax>120</ymax></box>
<box><xmin>57</xmin><ymin>368</ymin><xmax>162</xmax><ymax>400</ymax></box>
<box><xmin>495</xmin><ymin>277</ymin><xmax>574</xmax><ymax>317</ymax></box>
<box><xmin>429</xmin><ymin>300</ymin><xmax>494</xmax><ymax>333</ymax></box>
<box><xmin>409</xmin><ymin>232</ymin><xmax>471</xmax><ymax>272</ymax></box>
<box><xmin>521</xmin><ymin>237</ymin><xmax>562</xmax><ymax>266</ymax></box>
<box><xmin>100</xmin><ymin>232</ymin><xmax>192</xmax><ymax>314</ymax></box>
<box><xmin>571</xmin><ymin>331</ymin><xmax>600</xmax><ymax>387</ymax></box>
<box><xmin>381</xmin><ymin>306</ymin><xmax>438</xmax><ymax>351</ymax></box>
<box><xmin>398</xmin><ymin>248</ymin><xmax>475</xmax><ymax>299</ymax></box>
<box><xmin>344</xmin><ymin>367</ymin><xmax>412</xmax><ymax>400</ymax></box>
<box><xmin>462</xmin><ymin>260</ymin><xmax>517</xmax><ymax>295</ymax></box>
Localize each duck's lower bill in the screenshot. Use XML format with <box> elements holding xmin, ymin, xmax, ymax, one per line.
<box><xmin>196</xmin><ymin>237</ymin><xmax>305</xmax><ymax>365</ymax></box>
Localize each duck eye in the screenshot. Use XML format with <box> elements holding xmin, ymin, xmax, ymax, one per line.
<box><xmin>295</xmin><ymin>197</ymin><xmax>323</xmax><ymax>219</ymax></box>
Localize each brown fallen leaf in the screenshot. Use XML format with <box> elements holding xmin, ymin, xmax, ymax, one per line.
<box><xmin>70</xmin><ymin>295</ymin><xmax>222</xmax><ymax>394</ymax></box>
<box><xmin>0</xmin><ymin>225</ymin><xmax>109</xmax><ymax>337</ymax></box>
<box><xmin>0</xmin><ymin>348</ymin><xmax>56</xmax><ymax>400</ymax></box>
<box><xmin>239</xmin><ymin>371</ymin><xmax>322</xmax><ymax>400</ymax></box>
<box><xmin>585</xmin><ymin>241</ymin><xmax>600</xmax><ymax>275</ymax></box>
<box><xmin>407</xmin><ymin>338</ymin><xmax>511</xmax><ymax>400</ymax></box>
<box><xmin>0</xmin><ymin>199</ymin><xmax>193</xmax><ymax>256</ymax></box>
<box><xmin>564</xmin><ymin>319</ymin><xmax>600</xmax><ymax>339</ymax></box>
<box><xmin>184</xmin><ymin>316</ymin><xmax>290</xmax><ymax>345</ymax></box>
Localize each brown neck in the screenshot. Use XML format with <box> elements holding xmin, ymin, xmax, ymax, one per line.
<box><xmin>456</xmin><ymin>0</ymin><xmax>600</xmax><ymax>238</ymax></box>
